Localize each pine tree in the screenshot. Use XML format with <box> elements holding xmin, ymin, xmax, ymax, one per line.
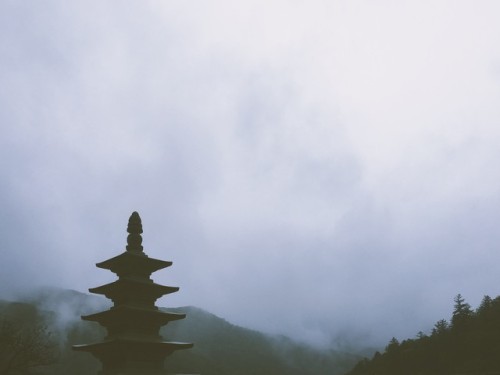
<box><xmin>385</xmin><ymin>337</ymin><xmax>400</xmax><ymax>353</ymax></box>
<box><xmin>476</xmin><ymin>295</ymin><xmax>493</xmax><ymax>316</ymax></box>
<box><xmin>431</xmin><ymin>319</ymin><xmax>449</xmax><ymax>336</ymax></box>
<box><xmin>451</xmin><ymin>294</ymin><xmax>473</xmax><ymax>330</ymax></box>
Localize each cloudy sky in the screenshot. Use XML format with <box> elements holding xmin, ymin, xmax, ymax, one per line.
<box><xmin>1</xmin><ymin>1</ymin><xmax>500</xmax><ymax>348</ymax></box>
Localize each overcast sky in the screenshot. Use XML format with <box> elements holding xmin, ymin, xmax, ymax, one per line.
<box><xmin>1</xmin><ymin>1</ymin><xmax>500</xmax><ymax>348</ymax></box>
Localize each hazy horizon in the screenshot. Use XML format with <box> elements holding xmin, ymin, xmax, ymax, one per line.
<box><xmin>2</xmin><ymin>1</ymin><xmax>500</xmax><ymax>349</ymax></box>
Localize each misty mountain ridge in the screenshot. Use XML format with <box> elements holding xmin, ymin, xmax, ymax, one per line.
<box><xmin>2</xmin><ymin>287</ymin><xmax>362</xmax><ymax>375</ymax></box>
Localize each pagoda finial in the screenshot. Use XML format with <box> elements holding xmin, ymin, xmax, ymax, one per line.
<box><xmin>126</xmin><ymin>211</ymin><xmax>143</xmax><ymax>252</ymax></box>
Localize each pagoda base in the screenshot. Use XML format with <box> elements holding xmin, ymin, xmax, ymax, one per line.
<box><xmin>98</xmin><ymin>371</ymin><xmax>198</xmax><ymax>375</ymax></box>
<box><xmin>74</xmin><ymin>338</ymin><xmax>193</xmax><ymax>375</ymax></box>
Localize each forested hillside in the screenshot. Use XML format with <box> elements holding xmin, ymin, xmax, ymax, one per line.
<box><xmin>0</xmin><ymin>289</ymin><xmax>360</xmax><ymax>375</ymax></box>
<box><xmin>346</xmin><ymin>294</ymin><xmax>500</xmax><ymax>375</ymax></box>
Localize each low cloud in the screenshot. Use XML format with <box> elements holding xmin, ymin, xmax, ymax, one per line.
<box><xmin>1</xmin><ymin>1</ymin><xmax>500</xmax><ymax>348</ymax></box>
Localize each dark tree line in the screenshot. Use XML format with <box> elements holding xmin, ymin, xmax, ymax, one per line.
<box><xmin>0</xmin><ymin>303</ymin><xmax>58</xmax><ymax>375</ymax></box>
<box><xmin>346</xmin><ymin>294</ymin><xmax>500</xmax><ymax>375</ymax></box>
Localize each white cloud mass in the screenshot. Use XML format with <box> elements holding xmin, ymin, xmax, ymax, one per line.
<box><xmin>1</xmin><ymin>1</ymin><xmax>500</xmax><ymax>347</ymax></box>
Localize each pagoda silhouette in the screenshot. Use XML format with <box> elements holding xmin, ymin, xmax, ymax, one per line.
<box><xmin>73</xmin><ymin>212</ymin><xmax>193</xmax><ymax>374</ymax></box>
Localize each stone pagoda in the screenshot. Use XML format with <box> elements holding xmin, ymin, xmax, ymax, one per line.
<box><xmin>73</xmin><ymin>212</ymin><xmax>193</xmax><ymax>374</ymax></box>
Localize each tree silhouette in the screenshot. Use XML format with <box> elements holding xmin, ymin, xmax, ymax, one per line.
<box><xmin>431</xmin><ymin>319</ymin><xmax>449</xmax><ymax>336</ymax></box>
<box><xmin>476</xmin><ymin>295</ymin><xmax>493</xmax><ymax>316</ymax></box>
<box><xmin>345</xmin><ymin>293</ymin><xmax>500</xmax><ymax>375</ymax></box>
<box><xmin>0</xmin><ymin>317</ymin><xmax>57</xmax><ymax>375</ymax></box>
<box><xmin>451</xmin><ymin>293</ymin><xmax>473</xmax><ymax>330</ymax></box>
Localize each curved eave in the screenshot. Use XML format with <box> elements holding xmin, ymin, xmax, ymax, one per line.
<box><xmin>89</xmin><ymin>279</ymin><xmax>179</xmax><ymax>298</ymax></box>
<box><xmin>72</xmin><ymin>339</ymin><xmax>193</xmax><ymax>354</ymax></box>
<box><xmin>82</xmin><ymin>305</ymin><xmax>186</xmax><ymax>324</ymax></box>
<box><xmin>96</xmin><ymin>251</ymin><xmax>172</xmax><ymax>274</ymax></box>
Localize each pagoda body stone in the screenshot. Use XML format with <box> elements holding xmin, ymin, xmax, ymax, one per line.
<box><xmin>73</xmin><ymin>212</ymin><xmax>193</xmax><ymax>374</ymax></box>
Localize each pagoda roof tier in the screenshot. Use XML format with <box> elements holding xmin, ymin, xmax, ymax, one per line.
<box><xmin>96</xmin><ymin>251</ymin><xmax>172</xmax><ymax>276</ymax></box>
<box><xmin>82</xmin><ymin>305</ymin><xmax>186</xmax><ymax>326</ymax></box>
<box><xmin>73</xmin><ymin>338</ymin><xmax>193</xmax><ymax>356</ymax></box>
<box><xmin>89</xmin><ymin>278</ymin><xmax>179</xmax><ymax>302</ymax></box>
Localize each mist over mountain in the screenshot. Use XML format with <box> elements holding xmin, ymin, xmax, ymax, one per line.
<box><xmin>6</xmin><ymin>287</ymin><xmax>500</xmax><ymax>375</ymax></box>
<box><xmin>2</xmin><ymin>287</ymin><xmax>363</xmax><ymax>375</ymax></box>
<box><xmin>2</xmin><ymin>1</ymin><xmax>500</xmax><ymax>351</ymax></box>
